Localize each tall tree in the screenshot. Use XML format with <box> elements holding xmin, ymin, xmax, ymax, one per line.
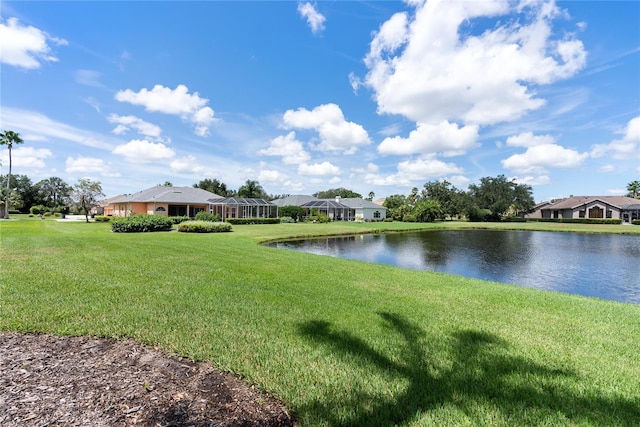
<box><xmin>627</xmin><ymin>180</ymin><xmax>640</xmax><ymax>199</ymax></box>
<box><xmin>71</xmin><ymin>179</ymin><xmax>105</xmax><ymax>223</ymax></box>
<box><xmin>0</xmin><ymin>130</ymin><xmax>24</xmax><ymax>219</ymax></box>
<box><xmin>194</xmin><ymin>178</ymin><xmax>233</xmax><ymax>197</ymax></box>
<box><xmin>366</xmin><ymin>191</ymin><xmax>375</xmax><ymax>201</ymax></box>
<box><xmin>467</xmin><ymin>175</ymin><xmax>534</xmax><ymax>220</ymax></box>
<box><xmin>313</xmin><ymin>188</ymin><xmax>362</xmax><ymax>199</ymax></box>
<box><xmin>414</xmin><ymin>199</ymin><xmax>444</xmax><ymax>222</ymax></box>
<box><xmin>383</xmin><ymin>194</ymin><xmax>408</xmax><ymax>220</ymax></box>
<box><xmin>237</xmin><ymin>180</ymin><xmax>266</xmax><ymax>199</ymax></box>
<box><xmin>36</xmin><ymin>177</ymin><xmax>72</xmax><ymax>209</ymax></box>
<box><xmin>421</xmin><ymin>180</ymin><xmax>465</xmax><ymax>219</ymax></box>
<box><xmin>0</xmin><ymin>174</ymin><xmax>35</xmax><ymax>213</ymax></box>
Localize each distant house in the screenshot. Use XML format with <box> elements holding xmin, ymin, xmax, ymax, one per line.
<box><xmin>103</xmin><ymin>186</ymin><xmax>221</xmax><ymax>217</ymax></box>
<box><xmin>102</xmin><ymin>186</ymin><xmax>278</xmax><ymax>220</ymax></box>
<box><xmin>338</xmin><ymin>197</ymin><xmax>387</xmax><ymax>221</ymax></box>
<box><xmin>530</xmin><ymin>196</ymin><xmax>640</xmax><ymax>223</ymax></box>
<box><xmin>272</xmin><ymin>194</ymin><xmax>387</xmax><ymax>221</ymax></box>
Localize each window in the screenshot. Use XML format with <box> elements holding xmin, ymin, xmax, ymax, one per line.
<box><xmin>579</xmin><ymin>210</ymin><xmax>585</xmax><ymax>218</ymax></box>
<box><xmin>606</xmin><ymin>210</ymin><xmax>612</xmax><ymax>218</ymax></box>
<box><xmin>155</xmin><ymin>207</ymin><xmax>166</xmax><ymax>212</ymax></box>
<box><xmin>373</xmin><ymin>211</ymin><xmax>381</xmax><ymax>219</ymax></box>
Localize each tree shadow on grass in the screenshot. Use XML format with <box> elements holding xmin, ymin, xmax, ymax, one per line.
<box><xmin>298</xmin><ymin>312</ymin><xmax>639</xmax><ymax>426</ymax></box>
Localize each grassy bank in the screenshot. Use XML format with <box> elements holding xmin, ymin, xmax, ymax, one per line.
<box><xmin>1</xmin><ymin>218</ymin><xmax>639</xmax><ymax>426</ymax></box>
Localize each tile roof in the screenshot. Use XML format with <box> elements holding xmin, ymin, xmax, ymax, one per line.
<box><xmin>543</xmin><ymin>196</ymin><xmax>639</xmax><ymax>210</ymax></box>
<box><xmin>271</xmin><ymin>195</ymin><xmax>318</xmax><ymax>206</ymax></box>
<box><xmin>112</xmin><ymin>186</ymin><xmax>221</xmax><ymax>204</ymax></box>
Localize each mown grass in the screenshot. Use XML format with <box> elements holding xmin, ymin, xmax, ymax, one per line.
<box><xmin>1</xmin><ymin>218</ymin><xmax>639</xmax><ymax>426</ymax></box>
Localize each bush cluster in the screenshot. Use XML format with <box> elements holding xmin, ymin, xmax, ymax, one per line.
<box><xmin>94</xmin><ymin>215</ymin><xmax>111</xmax><ymax>222</ymax></box>
<box><xmin>194</xmin><ymin>211</ymin><xmax>221</xmax><ymax>222</ymax></box>
<box><xmin>177</xmin><ymin>221</ymin><xmax>232</xmax><ymax>233</ymax></box>
<box><xmin>279</xmin><ymin>216</ymin><xmax>295</xmax><ymax>223</ymax></box>
<box><xmin>632</xmin><ymin>219</ymin><xmax>640</xmax><ymax>225</ymax></box>
<box><xmin>226</xmin><ymin>218</ymin><xmax>280</xmax><ymax>225</ymax></box>
<box><xmin>111</xmin><ymin>214</ymin><xmax>174</xmax><ymax>232</ymax></box>
<box><xmin>168</xmin><ymin>216</ymin><xmax>191</xmax><ymax>224</ymax></box>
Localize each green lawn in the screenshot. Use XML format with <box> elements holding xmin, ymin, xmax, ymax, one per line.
<box><xmin>1</xmin><ymin>218</ymin><xmax>639</xmax><ymax>426</ymax></box>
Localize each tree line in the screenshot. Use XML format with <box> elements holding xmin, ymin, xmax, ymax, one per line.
<box><xmin>383</xmin><ymin>176</ymin><xmax>536</xmax><ymax>222</ymax></box>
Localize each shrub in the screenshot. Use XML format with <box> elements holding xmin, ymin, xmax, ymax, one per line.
<box><xmin>383</xmin><ymin>217</ymin><xmax>394</xmax><ymax>222</ymax></box>
<box><xmin>279</xmin><ymin>216</ymin><xmax>295</xmax><ymax>223</ymax></box>
<box><xmin>402</xmin><ymin>214</ymin><xmax>417</xmax><ymax>223</ymax></box>
<box><xmin>195</xmin><ymin>211</ymin><xmax>221</xmax><ymax>222</ymax></box>
<box><xmin>94</xmin><ymin>215</ymin><xmax>111</xmax><ymax>222</ymax></box>
<box><xmin>502</xmin><ymin>216</ymin><xmax>527</xmax><ymax>222</ymax></box>
<box><xmin>531</xmin><ymin>218</ymin><xmax>622</xmax><ymax>225</ymax></box>
<box><xmin>178</xmin><ymin>221</ymin><xmax>232</xmax><ymax>233</ymax></box>
<box><xmin>467</xmin><ymin>207</ymin><xmax>493</xmax><ymax>222</ymax></box>
<box><xmin>278</xmin><ymin>205</ymin><xmax>305</xmax><ymax>222</ymax></box>
<box><xmin>632</xmin><ymin>219</ymin><xmax>640</xmax><ymax>225</ymax></box>
<box><xmin>168</xmin><ymin>216</ymin><xmax>191</xmax><ymax>224</ymax></box>
<box><xmin>111</xmin><ymin>214</ymin><xmax>174</xmax><ymax>233</ymax></box>
<box><xmin>30</xmin><ymin>205</ymin><xmax>48</xmax><ymax>215</ymax></box>
<box><xmin>226</xmin><ymin>218</ymin><xmax>280</xmax><ymax>225</ymax></box>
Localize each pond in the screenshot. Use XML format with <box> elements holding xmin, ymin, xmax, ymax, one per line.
<box><xmin>268</xmin><ymin>230</ymin><xmax>640</xmax><ymax>305</ymax></box>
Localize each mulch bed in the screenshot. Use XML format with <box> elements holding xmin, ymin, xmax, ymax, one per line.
<box><xmin>0</xmin><ymin>332</ymin><xmax>296</xmax><ymax>426</ymax></box>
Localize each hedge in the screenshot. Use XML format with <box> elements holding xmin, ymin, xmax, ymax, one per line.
<box><xmin>529</xmin><ymin>218</ymin><xmax>622</xmax><ymax>225</ymax></box>
<box><xmin>177</xmin><ymin>221</ymin><xmax>232</xmax><ymax>233</ymax></box>
<box><xmin>111</xmin><ymin>214</ymin><xmax>174</xmax><ymax>232</ymax></box>
<box><xmin>226</xmin><ymin>218</ymin><xmax>280</xmax><ymax>225</ymax></box>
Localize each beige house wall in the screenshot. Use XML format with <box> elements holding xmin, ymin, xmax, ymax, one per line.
<box><xmin>544</xmin><ymin>202</ymin><xmax>623</xmax><ymax>219</ymax></box>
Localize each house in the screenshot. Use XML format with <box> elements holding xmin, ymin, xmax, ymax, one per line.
<box><xmin>532</xmin><ymin>196</ymin><xmax>640</xmax><ymax>223</ymax></box>
<box><xmin>272</xmin><ymin>194</ymin><xmax>387</xmax><ymax>221</ymax></box>
<box><xmin>103</xmin><ymin>186</ymin><xmax>221</xmax><ymax>217</ymax></box>
<box><xmin>337</xmin><ymin>197</ymin><xmax>387</xmax><ymax>221</ymax></box>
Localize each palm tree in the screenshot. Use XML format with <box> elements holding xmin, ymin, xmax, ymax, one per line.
<box><xmin>237</xmin><ymin>180</ymin><xmax>265</xmax><ymax>199</ymax></box>
<box><xmin>627</xmin><ymin>180</ymin><xmax>640</xmax><ymax>199</ymax></box>
<box><xmin>0</xmin><ymin>130</ymin><xmax>24</xmax><ymax>219</ymax></box>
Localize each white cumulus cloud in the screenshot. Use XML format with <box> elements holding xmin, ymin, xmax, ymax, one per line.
<box><xmin>114</xmin><ymin>84</ymin><xmax>218</xmax><ymax>136</ymax></box>
<box><xmin>505</xmin><ymin>132</ymin><xmax>557</xmax><ymax>147</ymax></box>
<box><xmin>258</xmin><ymin>131</ymin><xmax>311</xmax><ymax>164</ymax></box>
<box><xmin>107</xmin><ymin>114</ymin><xmax>162</xmax><ymax>138</ymax></box>
<box><xmin>66</xmin><ymin>156</ymin><xmax>106</xmax><ymax>174</ymax></box>
<box><xmin>378</xmin><ymin>121</ymin><xmax>479</xmax><ymax>156</ymax></box>
<box><xmin>502</xmin><ymin>143</ymin><xmax>589</xmax><ymax>173</ymax></box>
<box><xmin>170</xmin><ymin>155</ymin><xmax>211</xmax><ymax>175</ymax></box>
<box><xmin>258</xmin><ymin>169</ymin><xmax>288</xmax><ymax>183</ymax></box>
<box><xmin>112</xmin><ymin>139</ymin><xmax>176</xmax><ymax>163</ymax></box>
<box><xmin>3</xmin><ymin>147</ymin><xmax>52</xmax><ymax>169</ymax></box>
<box><xmin>297</xmin><ymin>2</ymin><xmax>326</xmax><ymax>34</ymax></box>
<box><xmin>298</xmin><ymin>161</ymin><xmax>340</xmax><ymax>176</ymax></box>
<box><xmin>362</xmin><ymin>0</ymin><xmax>586</xmax><ymax>126</ymax></box>
<box><xmin>365</xmin><ymin>156</ymin><xmax>464</xmax><ymax>186</ymax></box>
<box><xmin>591</xmin><ymin>116</ymin><xmax>640</xmax><ymax>160</ymax></box>
<box><xmin>282</xmin><ymin>103</ymin><xmax>371</xmax><ymax>154</ymax></box>
<box><xmin>0</xmin><ymin>17</ymin><xmax>68</xmax><ymax>69</ymax></box>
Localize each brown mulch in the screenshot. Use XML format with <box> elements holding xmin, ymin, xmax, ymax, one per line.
<box><xmin>0</xmin><ymin>332</ymin><xmax>296</xmax><ymax>426</ymax></box>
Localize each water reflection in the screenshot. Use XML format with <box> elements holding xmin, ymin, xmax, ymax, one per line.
<box><xmin>269</xmin><ymin>230</ymin><xmax>640</xmax><ymax>305</ymax></box>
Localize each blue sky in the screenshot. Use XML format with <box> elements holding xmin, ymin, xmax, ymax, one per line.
<box><xmin>1</xmin><ymin>0</ymin><xmax>638</xmax><ymax>202</ymax></box>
